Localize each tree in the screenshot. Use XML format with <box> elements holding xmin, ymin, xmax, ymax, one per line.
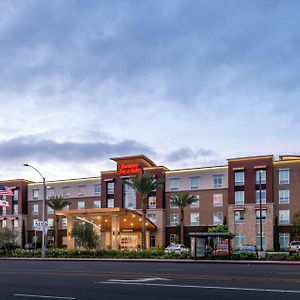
<box><xmin>292</xmin><ymin>211</ymin><xmax>300</xmax><ymax>240</ymax></box>
<box><xmin>208</xmin><ymin>225</ymin><xmax>228</xmax><ymax>233</ymax></box>
<box><xmin>47</xmin><ymin>196</ymin><xmax>70</xmax><ymax>248</ymax></box>
<box><xmin>0</xmin><ymin>227</ymin><xmax>17</xmax><ymax>253</ymax></box>
<box><xmin>169</xmin><ymin>192</ymin><xmax>199</xmax><ymax>245</ymax></box>
<box><xmin>71</xmin><ymin>221</ymin><xmax>98</xmax><ymax>251</ymax></box>
<box><xmin>123</xmin><ymin>172</ymin><xmax>162</xmax><ymax>249</ymax></box>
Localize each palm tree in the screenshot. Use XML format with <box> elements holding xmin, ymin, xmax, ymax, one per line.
<box><xmin>123</xmin><ymin>172</ymin><xmax>162</xmax><ymax>249</ymax></box>
<box><xmin>169</xmin><ymin>192</ymin><xmax>199</xmax><ymax>245</ymax></box>
<box><xmin>47</xmin><ymin>196</ymin><xmax>70</xmax><ymax>248</ymax></box>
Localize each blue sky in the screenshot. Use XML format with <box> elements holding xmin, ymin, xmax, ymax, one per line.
<box><xmin>0</xmin><ymin>0</ymin><xmax>299</xmax><ymax>181</ymax></box>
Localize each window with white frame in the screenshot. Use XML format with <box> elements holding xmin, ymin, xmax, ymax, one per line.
<box><xmin>235</xmin><ymin>191</ymin><xmax>244</xmax><ymax>205</ymax></box>
<box><xmin>234</xmin><ymin>233</ymin><xmax>245</xmax><ymax>249</ymax></box>
<box><xmin>148</xmin><ymin>196</ymin><xmax>156</xmax><ymax>209</ymax></box>
<box><xmin>78</xmin><ymin>186</ymin><xmax>85</xmax><ymax>196</ymax></box>
<box><xmin>2</xmin><ymin>219</ymin><xmax>7</xmax><ymax>228</ymax></box>
<box><xmin>190</xmin><ymin>176</ymin><xmax>199</xmax><ymax>190</ymax></box>
<box><xmin>190</xmin><ymin>195</ymin><xmax>199</xmax><ymax>208</ymax></box>
<box><xmin>279</xmin><ymin>169</ymin><xmax>290</xmax><ymax>184</ymax></box>
<box><xmin>33</xmin><ymin>189</ymin><xmax>39</xmax><ymax>199</ymax></box>
<box><xmin>279</xmin><ymin>190</ymin><xmax>290</xmax><ymax>204</ymax></box>
<box><xmin>107</xmin><ymin>182</ymin><xmax>115</xmax><ymax>194</ymax></box>
<box><xmin>63</xmin><ymin>187</ymin><xmax>70</xmax><ymax>198</ymax></box>
<box><xmin>13</xmin><ymin>204</ymin><xmax>18</xmax><ymax>215</ymax></box>
<box><xmin>62</xmin><ymin>217</ymin><xmax>68</xmax><ymax>228</ymax></box>
<box><xmin>13</xmin><ymin>189</ymin><xmax>19</xmax><ymax>200</ymax></box>
<box><xmin>255</xmin><ymin>190</ymin><xmax>266</xmax><ymax>204</ymax></box>
<box><xmin>147</xmin><ymin>213</ymin><xmax>157</xmax><ymax>224</ymax></box>
<box><xmin>234</xmin><ymin>171</ymin><xmax>244</xmax><ymax>186</ymax></box>
<box><xmin>256</xmin><ymin>210</ymin><xmax>267</xmax><ymax>224</ymax></box>
<box><xmin>93</xmin><ymin>200</ymin><xmax>101</xmax><ymax>208</ymax></box>
<box><xmin>279</xmin><ymin>210</ymin><xmax>290</xmax><ymax>224</ymax></box>
<box><xmin>256</xmin><ymin>170</ymin><xmax>266</xmax><ymax>184</ymax></box>
<box><xmin>77</xmin><ymin>201</ymin><xmax>85</xmax><ymax>210</ymax></box>
<box><xmin>213</xmin><ymin>212</ymin><xmax>223</xmax><ymax>225</ymax></box>
<box><xmin>47</xmin><ymin>218</ymin><xmax>54</xmax><ymax>229</ymax></box>
<box><xmin>32</xmin><ymin>204</ymin><xmax>39</xmax><ymax>215</ymax></box>
<box><xmin>47</xmin><ymin>206</ymin><xmax>54</xmax><ymax>215</ymax></box>
<box><xmin>123</xmin><ymin>183</ymin><xmax>136</xmax><ymax>210</ymax></box>
<box><xmin>234</xmin><ymin>210</ymin><xmax>245</xmax><ymax>224</ymax></box>
<box><xmin>256</xmin><ymin>232</ymin><xmax>266</xmax><ymax>250</ymax></box>
<box><xmin>190</xmin><ymin>213</ymin><xmax>199</xmax><ymax>226</ymax></box>
<box><xmin>94</xmin><ymin>184</ymin><xmax>101</xmax><ymax>195</ymax></box>
<box><xmin>213</xmin><ymin>174</ymin><xmax>223</xmax><ymax>188</ymax></box>
<box><xmin>279</xmin><ymin>233</ymin><xmax>290</xmax><ymax>250</ymax></box>
<box><xmin>46</xmin><ymin>188</ymin><xmax>54</xmax><ymax>199</ymax></box>
<box><xmin>107</xmin><ymin>198</ymin><xmax>114</xmax><ymax>208</ymax></box>
<box><xmin>2</xmin><ymin>207</ymin><xmax>7</xmax><ymax>216</ymax></box>
<box><xmin>170</xmin><ymin>178</ymin><xmax>179</xmax><ymax>191</ymax></box>
<box><xmin>213</xmin><ymin>194</ymin><xmax>223</xmax><ymax>207</ymax></box>
<box><xmin>13</xmin><ymin>219</ymin><xmax>18</xmax><ymax>228</ymax></box>
<box><xmin>170</xmin><ymin>213</ymin><xmax>179</xmax><ymax>226</ymax></box>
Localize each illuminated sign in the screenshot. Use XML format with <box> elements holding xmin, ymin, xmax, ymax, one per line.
<box><xmin>117</xmin><ymin>163</ymin><xmax>142</xmax><ymax>175</ymax></box>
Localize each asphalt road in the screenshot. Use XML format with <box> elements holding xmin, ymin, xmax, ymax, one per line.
<box><xmin>0</xmin><ymin>260</ymin><xmax>300</xmax><ymax>300</ymax></box>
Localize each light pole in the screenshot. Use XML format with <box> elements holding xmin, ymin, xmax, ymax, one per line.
<box><xmin>259</xmin><ymin>170</ymin><xmax>263</xmax><ymax>251</ymax></box>
<box><xmin>24</xmin><ymin>163</ymin><xmax>46</xmax><ymax>259</ymax></box>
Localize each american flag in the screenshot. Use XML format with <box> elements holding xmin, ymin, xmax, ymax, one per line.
<box><xmin>0</xmin><ymin>185</ymin><xmax>13</xmax><ymax>196</ymax></box>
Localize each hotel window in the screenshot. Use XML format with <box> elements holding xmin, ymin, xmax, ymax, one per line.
<box><xmin>107</xmin><ymin>198</ymin><xmax>114</xmax><ymax>208</ymax></box>
<box><xmin>107</xmin><ymin>182</ymin><xmax>115</xmax><ymax>194</ymax></box>
<box><xmin>13</xmin><ymin>189</ymin><xmax>19</xmax><ymax>200</ymax></box>
<box><xmin>94</xmin><ymin>184</ymin><xmax>101</xmax><ymax>196</ymax></box>
<box><xmin>63</xmin><ymin>187</ymin><xmax>70</xmax><ymax>198</ymax></box>
<box><xmin>279</xmin><ymin>210</ymin><xmax>290</xmax><ymax>224</ymax></box>
<box><xmin>213</xmin><ymin>174</ymin><xmax>223</xmax><ymax>188</ymax></box>
<box><xmin>256</xmin><ymin>233</ymin><xmax>266</xmax><ymax>250</ymax></box>
<box><xmin>234</xmin><ymin>233</ymin><xmax>245</xmax><ymax>250</ymax></box>
<box><xmin>170</xmin><ymin>213</ymin><xmax>179</xmax><ymax>226</ymax></box>
<box><xmin>213</xmin><ymin>194</ymin><xmax>223</xmax><ymax>207</ymax></box>
<box><xmin>190</xmin><ymin>195</ymin><xmax>199</xmax><ymax>208</ymax></box>
<box><xmin>2</xmin><ymin>219</ymin><xmax>7</xmax><ymax>228</ymax></box>
<box><xmin>33</xmin><ymin>189</ymin><xmax>39</xmax><ymax>199</ymax></box>
<box><xmin>123</xmin><ymin>184</ymin><xmax>136</xmax><ymax>210</ymax></box>
<box><xmin>13</xmin><ymin>204</ymin><xmax>18</xmax><ymax>215</ymax></box>
<box><xmin>170</xmin><ymin>178</ymin><xmax>179</xmax><ymax>191</ymax></box>
<box><xmin>256</xmin><ymin>210</ymin><xmax>267</xmax><ymax>224</ymax></box>
<box><xmin>13</xmin><ymin>219</ymin><xmax>18</xmax><ymax>228</ymax></box>
<box><xmin>47</xmin><ymin>206</ymin><xmax>54</xmax><ymax>215</ymax></box>
<box><xmin>213</xmin><ymin>212</ymin><xmax>223</xmax><ymax>225</ymax></box>
<box><xmin>234</xmin><ymin>211</ymin><xmax>245</xmax><ymax>224</ymax></box>
<box><xmin>256</xmin><ymin>170</ymin><xmax>266</xmax><ymax>184</ymax></box>
<box><xmin>78</xmin><ymin>201</ymin><xmax>85</xmax><ymax>210</ymax></box>
<box><xmin>147</xmin><ymin>213</ymin><xmax>157</xmax><ymax>224</ymax></box>
<box><xmin>279</xmin><ymin>233</ymin><xmax>290</xmax><ymax>250</ymax></box>
<box><xmin>47</xmin><ymin>218</ymin><xmax>54</xmax><ymax>229</ymax></box>
<box><xmin>190</xmin><ymin>213</ymin><xmax>199</xmax><ymax>226</ymax></box>
<box><xmin>234</xmin><ymin>171</ymin><xmax>244</xmax><ymax>186</ymax></box>
<box><xmin>279</xmin><ymin>190</ymin><xmax>290</xmax><ymax>204</ymax></box>
<box><xmin>62</xmin><ymin>205</ymin><xmax>70</xmax><ymax>211</ymax></box>
<box><xmin>148</xmin><ymin>196</ymin><xmax>156</xmax><ymax>209</ymax></box>
<box><xmin>47</xmin><ymin>188</ymin><xmax>55</xmax><ymax>199</ymax></box>
<box><xmin>190</xmin><ymin>176</ymin><xmax>199</xmax><ymax>190</ymax></box>
<box><xmin>170</xmin><ymin>198</ymin><xmax>179</xmax><ymax>208</ymax></box>
<box><xmin>93</xmin><ymin>200</ymin><xmax>101</xmax><ymax>209</ymax></box>
<box><xmin>234</xmin><ymin>191</ymin><xmax>244</xmax><ymax>205</ymax></box>
<box><xmin>2</xmin><ymin>207</ymin><xmax>7</xmax><ymax>216</ymax></box>
<box><xmin>78</xmin><ymin>186</ymin><xmax>85</xmax><ymax>197</ymax></box>
<box><xmin>62</xmin><ymin>217</ymin><xmax>68</xmax><ymax>228</ymax></box>
<box><xmin>255</xmin><ymin>190</ymin><xmax>266</xmax><ymax>204</ymax></box>
<box><xmin>32</xmin><ymin>204</ymin><xmax>39</xmax><ymax>215</ymax></box>
<box><xmin>279</xmin><ymin>169</ymin><xmax>290</xmax><ymax>184</ymax></box>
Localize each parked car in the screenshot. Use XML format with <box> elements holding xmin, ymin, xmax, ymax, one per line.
<box><xmin>238</xmin><ymin>244</ymin><xmax>258</xmax><ymax>258</ymax></box>
<box><xmin>164</xmin><ymin>244</ymin><xmax>189</xmax><ymax>254</ymax></box>
<box><xmin>288</xmin><ymin>241</ymin><xmax>300</xmax><ymax>255</ymax></box>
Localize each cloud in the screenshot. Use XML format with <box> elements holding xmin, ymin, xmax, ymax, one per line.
<box><xmin>0</xmin><ymin>135</ymin><xmax>154</xmax><ymax>163</ymax></box>
<box><xmin>166</xmin><ymin>147</ymin><xmax>215</xmax><ymax>163</ymax></box>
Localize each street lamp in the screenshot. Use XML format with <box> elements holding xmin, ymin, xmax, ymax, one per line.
<box><xmin>24</xmin><ymin>163</ymin><xmax>46</xmax><ymax>259</ymax></box>
<box><xmin>258</xmin><ymin>170</ymin><xmax>263</xmax><ymax>252</ymax></box>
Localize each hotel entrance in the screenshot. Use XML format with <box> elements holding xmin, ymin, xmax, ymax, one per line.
<box><xmin>57</xmin><ymin>207</ymin><xmax>156</xmax><ymax>250</ymax></box>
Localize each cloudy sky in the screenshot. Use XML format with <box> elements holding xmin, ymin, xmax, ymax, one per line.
<box><xmin>0</xmin><ymin>0</ymin><xmax>299</xmax><ymax>181</ymax></box>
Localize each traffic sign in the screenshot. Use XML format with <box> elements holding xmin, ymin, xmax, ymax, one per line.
<box><xmin>34</xmin><ymin>220</ymin><xmax>48</xmax><ymax>232</ymax></box>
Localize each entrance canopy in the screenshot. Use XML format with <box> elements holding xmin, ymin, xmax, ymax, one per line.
<box><xmin>56</xmin><ymin>207</ymin><xmax>157</xmax><ymax>232</ymax></box>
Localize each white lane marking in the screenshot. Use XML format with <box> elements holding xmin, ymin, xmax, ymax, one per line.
<box><xmin>13</xmin><ymin>294</ymin><xmax>75</xmax><ymax>299</ymax></box>
<box><xmin>108</xmin><ymin>277</ymin><xmax>171</xmax><ymax>283</ymax></box>
<box><xmin>95</xmin><ymin>281</ymin><xmax>300</xmax><ymax>294</ymax></box>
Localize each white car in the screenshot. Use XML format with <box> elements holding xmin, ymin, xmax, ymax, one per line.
<box><xmin>164</xmin><ymin>244</ymin><xmax>189</xmax><ymax>254</ymax></box>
